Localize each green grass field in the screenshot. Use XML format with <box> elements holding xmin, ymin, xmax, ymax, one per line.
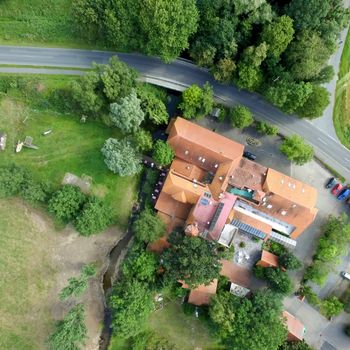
<box><xmin>0</xmin><ymin>74</ymin><xmax>138</xmax><ymax>228</ymax></box>
<box><xmin>333</xmin><ymin>28</ymin><xmax>350</xmax><ymax>148</ymax></box>
<box><xmin>0</xmin><ymin>0</ymin><xmax>106</xmax><ymax>49</ymax></box>
<box><xmin>0</xmin><ymin>198</ymin><xmax>55</xmax><ymax>350</ymax></box>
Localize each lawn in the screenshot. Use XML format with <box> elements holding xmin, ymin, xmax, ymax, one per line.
<box><xmin>148</xmin><ymin>302</ymin><xmax>221</xmax><ymax>350</ymax></box>
<box><xmin>333</xmin><ymin>28</ymin><xmax>350</xmax><ymax>149</ymax></box>
<box><xmin>0</xmin><ymin>198</ymin><xmax>56</xmax><ymax>350</ymax></box>
<box><xmin>0</xmin><ymin>0</ymin><xmax>107</xmax><ymax>49</ymax></box>
<box><xmin>0</xmin><ymin>74</ymin><xmax>138</xmax><ymax>228</ymax></box>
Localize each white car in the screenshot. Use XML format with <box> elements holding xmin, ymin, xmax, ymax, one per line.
<box><xmin>341</xmin><ymin>271</ymin><xmax>350</xmax><ymax>280</ymax></box>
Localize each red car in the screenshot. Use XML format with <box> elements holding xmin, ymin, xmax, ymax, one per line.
<box><xmin>331</xmin><ymin>183</ymin><xmax>343</xmax><ymax>196</ymax></box>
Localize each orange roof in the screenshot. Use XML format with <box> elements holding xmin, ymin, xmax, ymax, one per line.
<box><xmin>168</xmin><ymin>117</ymin><xmax>244</xmax><ymax>172</ymax></box>
<box><xmin>155</xmin><ymin>191</ymin><xmax>192</xmax><ymax>220</ymax></box>
<box><xmin>184</xmin><ymin>279</ymin><xmax>218</xmax><ymax>306</ymax></box>
<box><xmin>231</xmin><ymin>209</ymin><xmax>272</xmax><ymax>235</ymax></box>
<box><xmin>283</xmin><ymin>311</ymin><xmax>305</xmax><ymax>341</ymax></box>
<box><xmin>162</xmin><ymin>170</ymin><xmax>207</xmax><ymax>204</ymax></box>
<box><xmin>170</xmin><ymin>158</ymin><xmax>206</xmax><ymax>181</ymax></box>
<box><xmin>220</xmin><ymin>260</ymin><xmax>251</xmax><ymax>288</ymax></box>
<box><xmin>264</xmin><ymin>168</ymin><xmax>317</xmax><ymax>209</ymax></box>
<box><xmin>258</xmin><ymin>250</ymin><xmax>279</xmax><ymax>268</ymax></box>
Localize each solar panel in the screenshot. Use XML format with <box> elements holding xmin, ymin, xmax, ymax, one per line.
<box><xmin>209</xmin><ymin>202</ymin><xmax>225</xmax><ymax>231</ymax></box>
<box><xmin>270</xmin><ymin>231</ymin><xmax>297</xmax><ymax>248</ymax></box>
<box><xmin>231</xmin><ymin>219</ymin><xmax>266</xmax><ymax>240</ymax></box>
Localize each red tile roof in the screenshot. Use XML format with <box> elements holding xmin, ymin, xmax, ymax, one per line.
<box><xmin>283</xmin><ymin>311</ymin><xmax>305</xmax><ymax>341</ymax></box>
<box><xmin>257</xmin><ymin>250</ymin><xmax>279</xmax><ymax>268</ymax></box>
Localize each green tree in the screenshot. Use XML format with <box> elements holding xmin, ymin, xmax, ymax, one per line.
<box><xmin>110</xmin><ymin>90</ymin><xmax>144</xmax><ymax>134</ymax></box>
<box><xmin>132</xmin><ymin>129</ymin><xmax>153</xmax><ymax>152</ymax></box>
<box><xmin>304</xmin><ymin>261</ymin><xmax>331</xmax><ymax>286</ymax></box>
<box><xmin>138</xmin><ymin>0</ymin><xmax>199</xmax><ymax>62</ymax></box>
<box><xmin>101</xmin><ymin>138</ymin><xmax>142</xmax><ymax>176</ymax></box>
<box><xmin>122</xmin><ymin>246</ymin><xmax>158</xmax><ymax>283</ymax></box>
<box><xmin>264</xmin><ymin>268</ymin><xmax>293</xmax><ymax>295</ymax></box>
<box><xmin>210</xmin><ymin>290</ymin><xmax>287</xmax><ymax>349</ymax></box>
<box><xmin>212</xmin><ymin>58</ymin><xmax>236</xmax><ymax>83</ymax></box>
<box><xmin>229</xmin><ymin>105</ymin><xmax>253</xmax><ymax>129</ymax></box>
<box><xmin>133</xmin><ymin>209</ymin><xmax>166</xmax><ymax>243</ymax></box>
<box><xmin>75</xmin><ymin>197</ymin><xmax>113</xmax><ymax>236</ymax></box>
<box><xmin>71</xmin><ymin>71</ymin><xmax>104</xmax><ymax>115</ymax></box>
<box><xmin>321</xmin><ymin>296</ymin><xmax>344</xmax><ymax>319</ymax></box>
<box><xmin>109</xmin><ymin>280</ymin><xmax>154</xmax><ymax>338</ymax></box>
<box><xmin>48</xmin><ymin>185</ymin><xmax>87</xmax><ymax>222</ymax></box>
<box><xmin>284</xmin><ymin>30</ymin><xmax>332</xmax><ymax>81</ymax></box>
<box><xmin>99</xmin><ymin>56</ymin><xmax>137</xmax><ymax>101</ymax></box>
<box><xmin>297</xmin><ymin>85</ymin><xmax>330</xmax><ymax>119</ymax></box>
<box><xmin>48</xmin><ymin>303</ymin><xmax>87</xmax><ymax>350</ymax></box>
<box><xmin>261</xmin><ymin>15</ymin><xmax>295</xmax><ymax>58</ymax></box>
<box><xmin>310</xmin><ymin>65</ymin><xmax>334</xmax><ymax>84</ymax></box>
<box><xmin>255</xmin><ymin>121</ymin><xmax>278</xmax><ymax>135</ymax></box>
<box><xmin>179</xmin><ymin>83</ymin><xmax>214</xmax><ymax>119</ymax></box>
<box><xmin>137</xmin><ymin>85</ymin><xmax>168</xmax><ymax>125</ymax></box>
<box><xmin>279</xmin><ymin>340</ymin><xmax>314</xmax><ymax>350</ymax></box>
<box><xmin>280</xmin><ymin>135</ymin><xmax>314</xmax><ymax>165</ymax></box>
<box><xmin>161</xmin><ymin>231</ymin><xmax>223</xmax><ymax>288</ymax></box>
<box><xmin>279</xmin><ymin>252</ymin><xmax>303</xmax><ymax>270</ymax></box>
<box><xmin>152</xmin><ymin>140</ymin><xmax>175</xmax><ymax>166</ymax></box>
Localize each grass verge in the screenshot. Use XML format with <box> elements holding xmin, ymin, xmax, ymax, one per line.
<box><xmin>333</xmin><ymin>28</ymin><xmax>350</xmax><ymax>149</ymax></box>
<box><xmin>0</xmin><ymin>198</ymin><xmax>55</xmax><ymax>350</ymax></box>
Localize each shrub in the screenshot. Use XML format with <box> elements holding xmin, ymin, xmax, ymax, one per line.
<box><xmin>48</xmin><ymin>185</ymin><xmax>87</xmax><ymax>222</ymax></box>
<box><xmin>280</xmin><ymin>135</ymin><xmax>314</xmax><ymax>165</ymax></box>
<box><xmin>300</xmin><ymin>285</ymin><xmax>320</xmax><ymax>306</ymax></box>
<box><xmin>255</xmin><ymin>121</ymin><xmax>279</xmax><ymax>135</ymax></box>
<box><xmin>75</xmin><ymin>197</ymin><xmax>113</xmax><ymax>236</ymax></box>
<box><xmin>229</xmin><ymin>105</ymin><xmax>253</xmax><ymax>129</ymax></box>
<box><xmin>279</xmin><ymin>252</ymin><xmax>303</xmax><ymax>270</ymax></box>
<box><xmin>0</xmin><ymin>165</ymin><xmax>26</xmax><ymax>197</ymax></box>
<box><xmin>133</xmin><ymin>209</ymin><xmax>166</xmax><ymax>243</ymax></box>
<box><xmin>20</xmin><ymin>177</ymin><xmax>49</xmax><ymax>204</ymax></box>
<box><xmin>152</xmin><ymin>140</ymin><xmax>175</xmax><ymax>166</ymax></box>
<box><xmin>264</xmin><ymin>268</ymin><xmax>293</xmax><ymax>295</ymax></box>
<box><xmin>132</xmin><ymin>129</ymin><xmax>153</xmax><ymax>152</ymax></box>
<box><xmin>321</xmin><ymin>296</ymin><xmax>344</xmax><ymax>319</ymax></box>
<box><xmin>131</xmin><ymin>330</ymin><xmax>176</xmax><ymax>350</ymax></box>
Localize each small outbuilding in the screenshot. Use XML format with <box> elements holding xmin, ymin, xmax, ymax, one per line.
<box><xmin>283</xmin><ymin>311</ymin><xmax>306</xmax><ymax>342</ymax></box>
<box><xmin>256</xmin><ymin>250</ymin><xmax>279</xmax><ymax>268</ymax></box>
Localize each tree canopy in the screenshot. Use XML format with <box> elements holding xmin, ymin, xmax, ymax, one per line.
<box><xmin>280</xmin><ymin>135</ymin><xmax>314</xmax><ymax>165</ymax></box>
<box><xmin>101</xmin><ymin>138</ymin><xmax>142</xmax><ymax>176</ymax></box>
<box><xmin>229</xmin><ymin>104</ymin><xmax>254</xmax><ymax>128</ymax></box>
<box><xmin>48</xmin><ymin>303</ymin><xmax>87</xmax><ymax>350</ymax></box>
<box><xmin>152</xmin><ymin>140</ymin><xmax>175</xmax><ymax>166</ymax></box>
<box><xmin>161</xmin><ymin>231</ymin><xmax>223</xmax><ymax>288</ymax></box>
<box><xmin>109</xmin><ymin>280</ymin><xmax>154</xmax><ymax>338</ymax></box>
<box><xmin>209</xmin><ymin>290</ymin><xmax>287</xmax><ymax>350</ymax></box>
<box><xmin>109</xmin><ymin>89</ymin><xmax>145</xmax><ymax>134</ymax></box>
<box><xmin>133</xmin><ymin>209</ymin><xmax>166</xmax><ymax>243</ymax></box>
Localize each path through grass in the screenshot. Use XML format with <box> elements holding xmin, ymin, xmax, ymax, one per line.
<box><xmin>333</xmin><ymin>28</ymin><xmax>350</xmax><ymax>148</ymax></box>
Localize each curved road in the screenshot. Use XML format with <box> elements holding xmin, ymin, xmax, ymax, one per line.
<box><xmin>0</xmin><ymin>45</ymin><xmax>349</xmax><ymax>180</ymax></box>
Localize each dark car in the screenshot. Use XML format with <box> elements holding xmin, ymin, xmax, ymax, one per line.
<box><xmin>325</xmin><ymin>177</ymin><xmax>336</xmax><ymax>189</ymax></box>
<box><xmin>243</xmin><ymin>151</ymin><xmax>256</xmax><ymax>161</ymax></box>
<box><xmin>337</xmin><ymin>188</ymin><xmax>350</xmax><ymax>200</ymax></box>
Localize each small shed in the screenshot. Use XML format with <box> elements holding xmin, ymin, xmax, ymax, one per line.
<box><xmin>256</xmin><ymin>250</ymin><xmax>279</xmax><ymax>268</ymax></box>
<box><xmin>283</xmin><ymin>311</ymin><xmax>305</xmax><ymax>341</ymax></box>
<box><xmin>0</xmin><ymin>132</ymin><xmax>7</xmax><ymax>151</ymax></box>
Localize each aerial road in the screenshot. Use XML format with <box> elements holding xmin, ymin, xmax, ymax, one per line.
<box><xmin>0</xmin><ymin>45</ymin><xmax>349</xmax><ymax>181</ymax></box>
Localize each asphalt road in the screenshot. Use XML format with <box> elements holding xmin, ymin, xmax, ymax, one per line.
<box><xmin>0</xmin><ymin>45</ymin><xmax>350</xmax><ymax>180</ymax></box>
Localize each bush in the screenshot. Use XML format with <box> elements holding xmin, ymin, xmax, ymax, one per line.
<box><xmin>264</xmin><ymin>268</ymin><xmax>293</xmax><ymax>295</ymax></box>
<box><xmin>20</xmin><ymin>177</ymin><xmax>49</xmax><ymax>204</ymax></box>
<box><xmin>152</xmin><ymin>140</ymin><xmax>175</xmax><ymax>166</ymax></box>
<box><xmin>229</xmin><ymin>105</ymin><xmax>253</xmax><ymax>129</ymax></box>
<box><xmin>132</xmin><ymin>129</ymin><xmax>153</xmax><ymax>152</ymax></box>
<box><xmin>280</xmin><ymin>135</ymin><xmax>314</xmax><ymax>165</ymax></box>
<box><xmin>133</xmin><ymin>209</ymin><xmax>166</xmax><ymax>243</ymax></box>
<box><xmin>299</xmin><ymin>285</ymin><xmax>320</xmax><ymax>306</ymax></box>
<box><xmin>255</xmin><ymin>121</ymin><xmax>279</xmax><ymax>136</ymax></box>
<box><xmin>48</xmin><ymin>185</ymin><xmax>87</xmax><ymax>222</ymax></box>
<box><xmin>75</xmin><ymin>197</ymin><xmax>113</xmax><ymax>236</ymax></box>
<box><xmin>262</xmin><ymin>241</ymin><xmax>287</xmax><ymax>256</ymax></box>
<box><xmin>321</xmin><ymin>296</ymin><xmax>344</xmax><ymax>319</ymax></box>
<box><xmin>131</xmin><ymin>330</ymin><xmax>176</xmax><ymax>350</ymax></box>
<box><xmin>279</xmin><ymin>252</ymin><xmax>303</xmax><ymax>270</ymax></box>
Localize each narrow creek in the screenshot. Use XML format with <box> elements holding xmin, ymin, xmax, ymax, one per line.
<box><xmin>99</xmin><ymin>228</ymin><xmax>134</xmax><ymax>350</ymax></box>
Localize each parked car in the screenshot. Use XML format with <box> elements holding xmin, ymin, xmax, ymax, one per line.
<box><xmin>243</xmin><ymin>151</ymin><xmax>256</xmax><ymax>161</ymax></box>
<box><xmin>337</xmin><ymin>188</ymin><xmax>350</xmax><ymax>200</ymax></box>
<box><xmin>331</xmin><ymin>183</ymin><xmax>343</xmax><ymax>196</ymax></box>
<box><xmin>341</xmin><ymin>271</ymin><xmax>350</xmax><ymax>281</ymax></box>
<box><xmin>325</xmin><ymin>177</ymin><xmax>336</xmax><ymax>189</ymax></box>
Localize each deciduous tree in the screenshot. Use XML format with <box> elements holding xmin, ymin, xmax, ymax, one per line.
<box><xmin>279</xmin><ymin>252</ymin><xmax>303</xmax><ymax>270</ymax></box>
<box><xmin>48</xmin><ymin>303</ymin><xmax>87</xmax><ymax>350</ymax></box>
<box><xmin>110</xmin><ymin>90</ymin><xmax>144</xmax><ymax>134</ymax></box>
<box><xmin>229</xmin><ymin>105</ymin><xmax>253</xmax><ymax>129</ymax></box>
<box><xmin>152</xmin><ymin>140</ymin><xmax>175</xmax><ymax>166</ymax></box>
<box><xmin>321</xmin><ymin>296</ymin><xmax>344</xmax><ymax>319</ymax></box>
<box><xmin>133</xmin><ymin>209</ymin><xmax>166</xmax><ymax>243</ymax></box>
<box><xmin>280</xmin><ymin>135</ymin><xmax>314</xmax><ymax>165</ymax></box>
<box><xmin>161</xmin><ymin>231</ymin><xmax>223</xmax><ymax>288</ymax></box>
<box><xmin>101</xmin><ymin>138</ymin><xmax>142</xmax><ymax>176</ymax></box>
<box><xmin>297</xmin><ymin>85</ymin><xmax>330</xmax><ymax>119</ymax></box>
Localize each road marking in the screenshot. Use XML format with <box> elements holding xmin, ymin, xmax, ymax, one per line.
<box><xmin>318</xmin><ymin>138</ymin><xmax>328</xmax><ymax>145</ymax></box>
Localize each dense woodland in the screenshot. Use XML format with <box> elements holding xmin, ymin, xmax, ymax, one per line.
<box><xmin>73</xmin><ymin>0</ymin><xmax>349</xmax><ymax>119</ymax></box>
